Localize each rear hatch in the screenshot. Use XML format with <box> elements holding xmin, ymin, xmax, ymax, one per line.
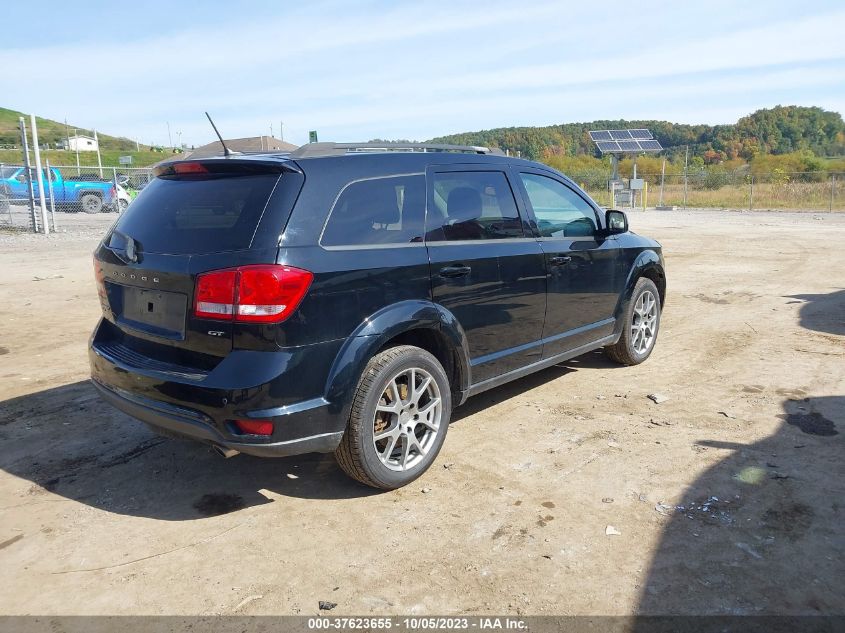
<box><xmin>93</xmin><ymin>158</ymin><xmax>304</xmax><ymax>371</ymax></box>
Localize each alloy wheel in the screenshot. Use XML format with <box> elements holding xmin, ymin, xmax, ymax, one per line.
<box><xmin>372</xmin><ymin>367</ymin><xmax>442</xmax><ymax>471</ymax></box>
<box><xmin>632</xmin><ymin>289</ymin><xmax>658</xmax><ymax>354</ymax></box>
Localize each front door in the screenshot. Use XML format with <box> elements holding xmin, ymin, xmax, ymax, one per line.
<box><xmin>514</xmin><ymin>170</ymin><xmax>621</xmax><ymax>357</ymax></box>
<box><xmin>426</xmin><ymin>166</ymin><xmax>546</xmax><ymax>384</ymax></box>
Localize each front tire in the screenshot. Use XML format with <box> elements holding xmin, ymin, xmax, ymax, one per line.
<box><xmin>605</xmin><ymin>277</ymin><xmax>661</xmax><ymax>365</ymax></box>
<box><xmin>80</xmin><ymin>193</ymin><xmax>103</xmax><ymax>214</ymax></box>
<box><xmin>334</xmin><ymin>345</ymin><xmax>452</xmax><ymax>489</ymax></box>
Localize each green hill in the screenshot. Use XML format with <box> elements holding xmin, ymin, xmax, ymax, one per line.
<box><xmin>0</xmin><ymin>106</ymin><xmax>183</xmax><ymax>168</ymax></box>
<box><xmin>429</xmin><ymin>106</ymin><xmax>845</xmax><ymax>162</ymax></box>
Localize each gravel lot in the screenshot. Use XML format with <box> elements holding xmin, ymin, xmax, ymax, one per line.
<box><xmin>0</xmin><ymin>207</ymin><xmax>843</xmax><ymax>616</ymax></box>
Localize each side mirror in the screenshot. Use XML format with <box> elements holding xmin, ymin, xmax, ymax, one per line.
<box><xmin>605</xmin><ymin>209</ymin><xmax>628</xmax><ymax>234</ymax></box>
<box><xmin>16</xmin><ymin>174</ymin><xmax>26</xmax><ymax>183</ymax></box>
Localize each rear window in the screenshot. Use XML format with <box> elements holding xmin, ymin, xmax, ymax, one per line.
<box><xmin>321</xmin><ymin>174</ymin><xmax>426</xmax><ymax>246</ymax></box>
<box><xmin>111</xmin><ymin>165</ymin><xmax>283</xmax><ymax>255</ymax></box>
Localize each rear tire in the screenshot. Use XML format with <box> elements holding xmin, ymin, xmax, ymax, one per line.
<box><xmin>334</xmin><ymin>345</ymin><xmax>452</xmax><ymax>490</ymax></box>
<box><xmin>605</xmin><ymin>277</ymin><xmax>661</xmax><ymax>366</ymax></box>
<box><xmin>81</xmin><ymin>193</ymin><xmax>103</xmax><ymax>214</ymax></box>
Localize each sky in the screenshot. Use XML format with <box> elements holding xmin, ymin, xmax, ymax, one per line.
<box><xmin>3</xmin><ymin>0</ymin><xmax>845</xmax><ymax>148</ymax></box>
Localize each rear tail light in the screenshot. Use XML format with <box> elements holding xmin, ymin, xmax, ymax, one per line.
<box><xmin>233</xmin><ymin>419</ymin><xmax>274</xmax><ymax>436</ymax></box>
<box><xmin>194</xmin><ymin>265</ymin><xmax>313</xmax><ymax>324</ymax></box>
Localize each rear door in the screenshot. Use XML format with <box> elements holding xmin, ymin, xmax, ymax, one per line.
<box><xmin>425</xmin><ymin>165</ymin><xmax>546</xmax><ymax>384</ymax></box>
<box><xmin>94</xmin><ymin>160</ymin><xmax>304</xmax><ymax>362</ymax></box>
<box><xmin>513</xmin><ymin>169</ymin><xmax>621</xmax><ymax>356</ymax></box>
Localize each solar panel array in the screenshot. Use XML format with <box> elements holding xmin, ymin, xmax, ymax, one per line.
<box><xmin>589</xmin><ymin>129</ymin><xmax>662</xmax><ymax>153</ymax></box>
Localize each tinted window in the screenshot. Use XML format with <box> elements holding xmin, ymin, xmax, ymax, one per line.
<box><xmin>519</xmin><ymin>173</ymin><xmax>598</xmax><ymax>237</ymax></box>
<box><xmin>427</xmin><ymin>171</ymin><xmax>523</xmax><ymax>241</ymax></box>
<box><xmin>322</xmin><ymin>174</ymin><xmax>425</xmax><ymax>246</ymax></box>
<box><xmin>112</xmin><ymin>169</ymin><xmax>283</xmax><ymax>254</ymax></box>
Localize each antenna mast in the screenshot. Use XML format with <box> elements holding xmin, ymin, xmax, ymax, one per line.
<box><xmin>205</xmin><ymin>112</ymin><xmax>234</xmax><ymax>157</ymax></box>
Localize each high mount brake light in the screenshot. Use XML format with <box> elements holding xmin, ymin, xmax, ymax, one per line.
<box><xmin>194</xmin><ymin>265</ymin><xmax>313</xmax><ymax>324</ymax></box>
<box><xmin>172</xmin><ymin>162</ymin><xmax>209</xmax><ymax>174</ymax></box>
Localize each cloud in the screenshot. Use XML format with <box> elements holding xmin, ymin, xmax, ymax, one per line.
<box><xmin>4</xmin><ymin>1</ymin><xmax>844</xmax><ymax>145</ymax></box>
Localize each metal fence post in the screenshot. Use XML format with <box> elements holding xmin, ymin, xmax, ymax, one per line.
<box><xmin>749</xmin><ymin>175</ymin><xmax>754</xmax><ymax>211</ymax></box>
<box><xmin>19</xmin><ymin>117</ymin><xmax>38</xmax><ymax>232</ymax></box>
<box><xmin>113</xmin><ymin>167</ymin><xmax>120</xmax><ymax>213</ymax></box>
<box><xmin>0</xmin><ymin>162</ymin><xmax>12</xmax><ymax>225</ymax></box>
<box><xmin>682</xmin><ymin>146</ymin><xmax>689</xmax><ymax>210</ymax></box>
<box><xmin>658</xmin><ymin>158</ymin><xmax>665</xmax><ymax>207</ymax></box>
<box><xmin>831</xmin><ymin>175</ymin><xmax>836</xmax><ymax>213</ymax></box>
<box><xmin>30</xmin><ymin>114</ymin><xmax>49</xmax><ymax>235</ymax></box>
<box><xmin>95</xmin><ymin>129</ymin><xmax>103</xmax><ymax>178</ymax></box>
<box><xmin>45</xmin><ymin>159</ymin><xmax>57</xmax><ymax>231</ymax></box>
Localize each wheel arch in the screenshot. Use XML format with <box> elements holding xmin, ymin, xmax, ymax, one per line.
<box><xmin>323</xmin><ymin>300</ymin><xmax>472</xmax><ymax>421</ymax></box>
<box><xmin>613</xmin><ymin>250</ymin><xmax>666</xmax><ymax>336</ymax></box>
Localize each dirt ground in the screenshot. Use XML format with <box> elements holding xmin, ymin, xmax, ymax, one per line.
<box><xmin>0</xmin><ymin>207</ymin><xmax>843</xmax><ymax>616</ymax></box>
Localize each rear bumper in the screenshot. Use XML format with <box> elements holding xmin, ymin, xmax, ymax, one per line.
<box><xmin>89</xmin><ymin>320</ymin><xmax>348</xmax><ymax>457</ymax></box>
<box><xmin>91</xmin><ymin>379</ymin><xmax>343</xmax><ymax>457</ymax></box>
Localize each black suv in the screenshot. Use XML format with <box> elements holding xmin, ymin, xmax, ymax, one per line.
<box><xmin>90</xmin><ymin>142</ymin><xmax>665</xmax><ymax>489</ymax></box>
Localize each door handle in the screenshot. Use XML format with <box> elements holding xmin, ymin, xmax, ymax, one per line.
<box><xmin>439</xmin><ymin>265</ymin><xmax>472</xmax><ymax>278</ymax></box>
<box><xmin>549</xmin><ymin>255</ymin><xmax>572</xmax><ymax>266</ymax></box>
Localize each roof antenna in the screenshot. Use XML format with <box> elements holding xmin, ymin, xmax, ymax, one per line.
<box><xmin>205</xmin><ymin>111</ymin><xmax>238</xmax><ymax>156</ymax></box>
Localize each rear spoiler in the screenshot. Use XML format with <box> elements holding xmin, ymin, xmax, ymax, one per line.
<box><xmin>153</xmin><ymin>158</ymin><xmax>301</xmax><ymax>178</ymax></box>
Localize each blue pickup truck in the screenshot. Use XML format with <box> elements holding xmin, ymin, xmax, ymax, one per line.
<box><xmin>0</xmin><ymin>166</ymin><xmax>117</xmax><ymax>213</ymax></box>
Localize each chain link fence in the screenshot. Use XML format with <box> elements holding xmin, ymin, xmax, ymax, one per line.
<box><xmin>569</xmin><ymin>169</ymin><xmax>844</xmax><ymax>211</ymax></box>
<box><xmin>1</xmin><ymin>163</ymin><xmax>155</xmax><ymax>231</ymax></box>
<box><xmin>2</xmin><ymin>161</ymin><xmax>844</xmax><ymax>233</ymax></box>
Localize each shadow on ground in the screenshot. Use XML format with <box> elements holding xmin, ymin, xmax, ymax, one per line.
<box><xmin>0</xmin><ymin>351</ymin><xmax>607</xmax><ymax>521</ymax></box>
<box><xmin>636</xmin><ymin>395</ymin><xmax>844</xmax><ymax>616</ymax></box>
<box><xmin>786</xmin><ymin>289</ymin><xmax>845</xmax><ymax>336</ymax></box>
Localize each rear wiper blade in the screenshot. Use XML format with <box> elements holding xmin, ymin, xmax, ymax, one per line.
<box><xmin>108</xmin><ymin>229</ymin><xmax>139</xmax><ymax>264</ymax></box>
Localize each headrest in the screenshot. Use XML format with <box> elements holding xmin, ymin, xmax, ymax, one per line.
<box><xmin>446</xmin><ymin>187</ymin><xmax>482</xmax><ymax>223</ymax></box>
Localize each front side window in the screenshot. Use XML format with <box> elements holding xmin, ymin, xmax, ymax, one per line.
<box><xmin>321</xmin><ymin>174</ymin><xmax>425</xmax><ymax>246</ymax></box>
<box><xmin>519</xmin><ymin>173</ymin><xmax>598</xmax><ymax>238</ymax></box>
<box><xmin>427</xmin><ymin>171</ymin><xmax>523</xmax><ymax>241</ymax></box>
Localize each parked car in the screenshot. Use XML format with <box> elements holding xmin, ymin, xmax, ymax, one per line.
<box><xmin>90</xmin><ymin>143</ymin><xmax>665</xmax><ymax>489</ymax></box>
<box><xmin>0</xmin><ymin>167</ymin><xmax>117</xmax><ymax>213</ymax></box>
<box><xmin>116</xmin><ymin>184</ymin><xmax>131</xmax><ymax>212</ymax></box>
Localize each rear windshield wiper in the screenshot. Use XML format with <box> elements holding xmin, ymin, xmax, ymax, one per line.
<box><xmin>107</xmin><ymin>229</ymin><xmax>139</xmax><ymax>264</ymax></box>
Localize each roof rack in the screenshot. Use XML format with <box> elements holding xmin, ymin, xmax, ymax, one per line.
<box><xmin>290</xmin><ymin>142</ymin><xmax>505</xmax><ymax>158</ymax></box>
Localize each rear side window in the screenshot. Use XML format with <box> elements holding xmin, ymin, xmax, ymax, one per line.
<box><xmin>519</xmin><ymin>173</ymin><xmax>598</xmax><ymax>237</ymax></box>
<box><xmin>321</xmin><ymin>174</ymin><xmax>426</xmax><ymax>246</ymax></box>
<box><xmin>112</xmin><ymin>164</ymin><xmax>284</xmax><ymax>255</ymax></box>
<box><xmin>427</xmin><ymin>171</ymin><xmax>523</xmax><ymax>241</ymax></box>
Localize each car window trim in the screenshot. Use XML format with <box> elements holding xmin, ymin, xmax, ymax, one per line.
<box><xmin>317</xmin><ymin>171</ymin><xmax>426</xmax><ymax>250</ymax></box>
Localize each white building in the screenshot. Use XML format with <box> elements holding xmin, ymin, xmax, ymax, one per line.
<box><xmin>68</xmin><ymin>135</ymin><xmax>98</xmax><ymax>152</ymax></box>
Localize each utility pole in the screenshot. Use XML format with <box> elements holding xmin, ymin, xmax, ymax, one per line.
<box><xmin>167</xmin><ymin>122</ymin><xmax>173</xmax><ymax>148</ymax></box>
<box><xmin>30</xmin><ymin>114</ymin><xmax>49</xmax><ymax>234</ymax></box>
<box><xmin>682</xmin><ymin>145</ymin><xmax>689</xmax><ymax>209</ymax></box>
<box><xmin>19</xmin><ymin>117</ymin><xmax>38</xmax><ymax>232</ymax></box>
<box><xmin>64</xmin><ymin>118</ymin><xmax>70</xmax><ymax>151</ymax></box>
<box><xmin>270</xmin><ymin>123</ymin><xmax>274</xmax><ymax>139</ymax></box>
<box><xmin>280</xmin><ymin>121</ymin><xmax>284</xmax><ymax>142</ymax></box>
